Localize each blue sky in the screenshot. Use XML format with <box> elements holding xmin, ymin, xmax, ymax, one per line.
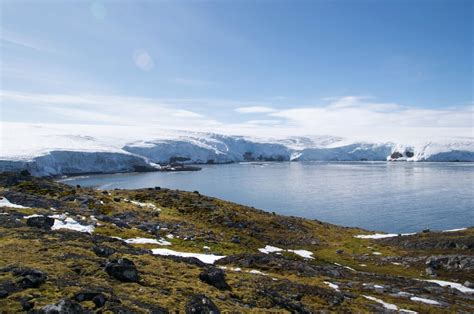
<box><xmin>0</xmin><ymin>0</ymin><xmax>472</xmax><ymax>140</ymax></box>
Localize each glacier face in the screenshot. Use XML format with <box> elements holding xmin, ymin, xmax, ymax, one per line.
<box><xmin>1</xmin><ymin>124</ymin><xmax>473</xmax><ymax>176</ymax></box>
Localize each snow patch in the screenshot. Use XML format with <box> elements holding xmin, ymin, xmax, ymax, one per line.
<box><xmin>425</xmin><ymin>280</ymin><xmax>474</xmax><ymax>294</ymax></box>
<box><xmin>258</xmin><ymin>245</ymin><xmax>314</xmax><ymax>259</ymax></box>
<box><xmin>410</xmin><ymin>296</ymin><xmax>440</xmax><ymax>305</ymax></box>
<box><xmin>362</xmin><ymin>295</ymin><xmax>398</xmax><ymax>311</ymax></box>
<box><xmin>151</xmin><ymin>248</ymin><xmax>225</xmax><ymax>264</ymax></box>
<box><xmin>52</xmin><ymin>217</ymin><xmax>94</xmax><ymax>233</ymax></box>
<box><xmin>442</xmin><ymin>228</ymin><xmax>467</xmax><ymax>233</ymax></box>
<box><xmin>354</xmin><ymin>232</ymin><xmax>415</xmax><ymax>239</ymax></box>
<box><xmin>130</xmin><ymin>200</ymin><xmax>160</xmax><ymax>211</ymax></box>
<box><xmin>287</xmin><ymin>249</ymin><xmax>314</xmax><ymax>259</ymax></box>
<box><xmin>258</xmin><ymin>245</ymin><xmax>284</xmax><ymax>254</ymax></box>
<box><xmin>324</xmin><ymin>281</ymin><xmax>340</xmax><ymax>291</ymax></box>
<box><xmin>116</xmin><ymin>237</ymin><xmax>171</xmax><ymax>245</ymax></box>
<box><xmin>0</xmin><ymin>197</ymin><xmax>28</xmax><ymax>208</ymax></box>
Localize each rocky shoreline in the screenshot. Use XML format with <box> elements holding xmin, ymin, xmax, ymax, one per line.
<box><xmin>0</xmin><ymin>171</ymin><xmax>473</xmax><ymax>312</ymax></box>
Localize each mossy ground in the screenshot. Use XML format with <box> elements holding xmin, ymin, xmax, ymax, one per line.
<box><xmin>0</xmin><ymin>172</ymin><xmax>472</xmax><ymax>312</ymax></box>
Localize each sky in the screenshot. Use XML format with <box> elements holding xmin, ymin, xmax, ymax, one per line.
<box><xmin>0</xmin><ymin>0</ymin><xmax>472</xmax><ymax>141</ymax></box>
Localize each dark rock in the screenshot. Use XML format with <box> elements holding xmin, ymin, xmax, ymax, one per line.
<box><xmin>231</xmin><ymin>235</ymin><xmax>241</xmax><ymax>244</ymax></box>
<box><xmin>13</xmin><ymin>268</ymin><xmax>47</xmax><ymax>288</ymax></box>
<box><xmin>464</xmin><ymin>281</ymin><xmax>474</xmax><ymax>288</ymax></box>
<box><xmin>0</xmin><ymin>290</ymin><xmax>8</xmax><ymax>298</ymax></box>
<box><xmin>185</xmin><ymin>294</ymin><xmax>220</xmax><ymax>314</ymax></box>
<box><xmin>336</xmin><ymin>249</ymin><xmax>344</xmax><ymax>254</ymax></box>
<box><xmin>105</xmin><ymin>258</ymin><xmax>139</xmax><ymax>282</ymax></box>
<box><xmin>92</xmin><ymin>294</ymin><xmax>107</xmax><ymax>308</ymax></box>
<box><xmin>422</xmin><ymin>229</ymin><xmax>430</xmax><ymax>233</ymax></box>
<box><xmin>93</xmin><ymin>246</ymin><xmax>116</xmax><ymax>257</ymax></box>
<box><xmin>160</xmin><ymin>255</ymin><xmax>206</xmax><ymax>268</ymax></box>
<box><xmin>74</xmin><ymin>291</ymin><xmax>103</xmax><ymax>302</ymax></box>
<box><xmin>390</xmin><ymin>152</ymin><xmax>403</xmax><ymax>159</ymax></box>
<box><xmin>199</xmin><ymin>267</ymin><xmax>230</xmax><ymax>290</ymax></box>
<box><xmin>405</xmin><ymin>151</ymin><xmax>414</xmax><ymax>158</ymax></box>
<box><xmin>21</xmin><ymin>299</ymin><xmax>34</xmax><ymax>311</ymax></box>
<box><xmin>42</xmin><ymin>299</ymin><xmax>84</xmax><ymax>313</ymax></box>
<box><xmin>26</xmin><ymin>216</ymin><xmax>55</xmax><ymax>230</ymax></box>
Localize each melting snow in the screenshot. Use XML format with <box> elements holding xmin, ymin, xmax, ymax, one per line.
<box><xmin>0</xmin><ymin>197</ymin><xmax>28</xmax><ymax>208</ymax></box>
<box><xmin>425</xmin><ymin>280</ymin><xmax>474</xmax><ymax>294</ymax></box>
<box><xmin>130</xmin><ymin>200</ymin><xmax>160</xmax><ymax>211</ymax></box>
<box><xmin>287</xmin><ymin>249</ymin><xmax>314</xmax><ymax>259</ymax></box>
<box><xmin>258</xmin><ymin>245</ymin><xmax>314</xmax><ymax>259</ymax></box>
<box><xmin>24</xmin><ymin>214</ymin><xmax>43</xmax><ymax>219</ymax></box>
<box><xmin>442</xmin><ymin>228</ymin><xmax>467</xmax><ymax>233</ymax></box>
<box><xmin>355</xmin><ymin>232</ymin><xmax>415</xmax><ymax>239</ymax></box>
<box><xmin>324</xmin><ymin>281</ymin><xmax>340</xmax><ymax>291</ymax></box>
<box><xmin>258</xmin><ymin>245</ymin><xmax>283</xmax><ymax>254</ymax></box>
<box><xmin>151</xmin><ymin>248</ymin><xmax>225</xmax><ymax>264</ymax></box>
<box><xmin>52</xmin><ymin>217</ymin><xmax>94</xmax><ymax>233</ymax></box>
<box><xmin>372</xmin><ymin>252</ymin><xmax>382</xmax><ymax>255</ymax></box>
<box><xmin>362</xmin><ymin>296</ymin><xmax>398</xmax><ymax>311</ymax></box>
<box><xmin>410</xmin><ymin>296</ymin><xmax>440</xmax><ymax>305</ymax></box>
<box><xmin>118</xmin><ymin>237</ymin><xmax>171</xmax><ymax>245</ymax></box>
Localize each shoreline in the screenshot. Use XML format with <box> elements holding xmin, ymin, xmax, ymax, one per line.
<box><xmin>0</xmin><ymin>171</ymin><xmax>473</xmax><ymax>311</ymax></box>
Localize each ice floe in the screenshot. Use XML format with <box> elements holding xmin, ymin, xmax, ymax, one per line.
<box><xmin>410</xmin><ymin>296</ymin><xmax>440</xmax><ymax>305</ymax></box>
<box><xmin>52</xmin><ymin>217</ymin><xmax>95</xmax><ymax>233</ymax></box>
<box><xmin>424</xmin><ymin>279</ymin><xmax>474</xmax><ymax>294</ymax></box>
<box><xmin>151</xmin><ymin>248</ymin><xmax>225</xmax><ymax>264</ymax></box>
<box><xmin>0</xmin><ymin>197</ymin><xmax>28</xmax><ymax>208</ymax></box>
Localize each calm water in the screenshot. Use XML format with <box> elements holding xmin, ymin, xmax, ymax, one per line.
<box><xmin>61</xmin><ymin>162</ymin><xmax>474</xmax><ymax>233</ymax></box>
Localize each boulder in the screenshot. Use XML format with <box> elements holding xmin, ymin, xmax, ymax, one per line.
<box><xmin>93</xmin><ymin>246</ymin><xmax>116</xmax><ymax>257</ymax></box>
<box><xmin>105</xmin><ymin>258</ymin><xmax>139</xmax><ymax>282</ymax></box>
<box><xmin>13</xmin><ymin>268</ymin><xmax>47</xmax><ymax>288</ymax></box>
<box><xmin>185</xmin><ymin>294</ymin><xmax>220</xmax><ymax>314</ymax></box>
<box><xmin>199</xmin><ymin>267</ymin><xmax>230</xmax><ymax>290</ymax></box>
<box><xmin>26</xmin><ymin>216</ymin><xmax>55</xmax><ymax>230</ymax></box>
<box><xmin>390</xmin><ymin>152</ymin><xmax>403</xmax><ymax>159</ymax></box>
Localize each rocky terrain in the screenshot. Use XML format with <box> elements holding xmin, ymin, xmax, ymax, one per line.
<box><xmin>0</xmin><ymin>171</ymin><xmax>473</xmax><ymax>312</ymax></box>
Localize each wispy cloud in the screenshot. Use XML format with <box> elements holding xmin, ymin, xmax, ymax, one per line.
<box><xmin>1</xmin><ymin>90</ymin><xmax>472</xmax><ymax>142</ymax></box>
<box><xmin>0</xmin><ymin>90</ymin><xmax>218</xmax><ymax>129</ymax></box>
<box><xmin>0</xmin><ymin>29</ymin><xmax>55</xmax><ymax>53</ymax></box>
<box><xmin>235</xmin><ymin>106</ymin><xmax>276</xmax><ymax>114</ymax></box>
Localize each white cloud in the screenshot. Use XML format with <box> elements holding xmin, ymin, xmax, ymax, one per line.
<box><xmin>0</xmin><ymin>90</ymin><xmax>216</xmax><ymax>130</ymax></box>
<box><xmin>1</xmin><ymin>90</ymin><xmax>472</xmax><ymax>142</ymax></box>
<box><xmin>235</xmin><ymin>106</ymin><xmax>276</xmax><ymax>114</ymax></box>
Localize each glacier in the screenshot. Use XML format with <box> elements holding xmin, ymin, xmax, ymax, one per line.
<box><xmin>0</xmin><ymin>123</ymin><xmax>473</xmax><ymax>176</ymax></box>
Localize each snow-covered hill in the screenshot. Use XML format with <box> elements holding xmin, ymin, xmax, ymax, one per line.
<box><xmin>1</xmin><ymin>123</ymin><xmax>473</xmax><ymax>176</ymax></box>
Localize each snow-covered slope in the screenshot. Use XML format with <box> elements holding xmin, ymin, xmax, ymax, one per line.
<box><xmin>1</xmin><ymin>123</ymin><xmax>473</xmax><ymax>176</ymax></box>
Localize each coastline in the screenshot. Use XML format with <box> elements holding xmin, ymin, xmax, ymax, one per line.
<box><xmin>0</xmin><ymin>171</ymin><xmax>473</xmax><ymax>312</ymax></box>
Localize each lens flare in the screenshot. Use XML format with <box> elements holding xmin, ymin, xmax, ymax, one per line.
<box><xmin>133</xmin><ymin>49</ymin><xmax>154</xmax><ymax>71</ymax></box>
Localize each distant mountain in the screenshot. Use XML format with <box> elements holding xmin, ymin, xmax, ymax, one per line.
<box><xmin>1</xmin><ymin>123</ymin><xmax>473</xmax><ymax>176</ymax></box>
